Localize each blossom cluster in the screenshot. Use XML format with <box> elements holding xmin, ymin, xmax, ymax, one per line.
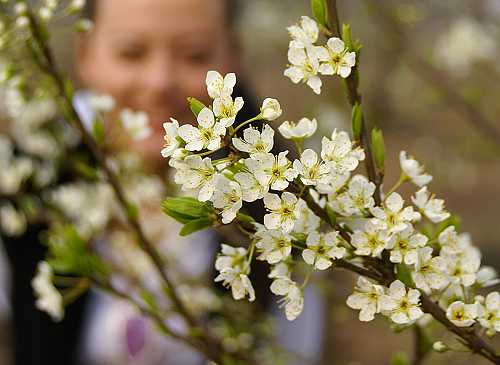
<box><xmin>284</xmin><ymin>16</ymin><xmax>356</xmax><ymax>94</ymax></box>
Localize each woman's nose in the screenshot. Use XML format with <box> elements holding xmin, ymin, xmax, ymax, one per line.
<box><xmin>143</xmin><ymin>54</ymin><xmax>176</xmax><ymax>95</ymax></box>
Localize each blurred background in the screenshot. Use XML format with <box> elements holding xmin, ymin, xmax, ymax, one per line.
<box><xmin>1</xmin><ymin>0</ymin><xmax>500</xmax><ymax>364</ymax></box>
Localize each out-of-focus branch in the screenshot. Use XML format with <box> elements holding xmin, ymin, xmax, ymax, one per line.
<box><xmin>366</xmin><ymin>0</ymin><xmax>500</xmax><ymax>148</ymax></box>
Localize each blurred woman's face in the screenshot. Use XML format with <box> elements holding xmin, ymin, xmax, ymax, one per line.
<box><xmin>77</xmin><ymin>0</ymin><xmax>236</xmax><ymax>163</ymax></box>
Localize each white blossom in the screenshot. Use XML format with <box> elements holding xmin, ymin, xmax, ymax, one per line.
<box><xmin>318</xmin><ymin>37</ymin><xmax>356</xmax><ymax>78</ymax></box>
<box><xmin>270</xmin><ymin>277</ymin><xmax>304</xmax><ymax>321</ymax></box>
<box><xmin>260</xmin><ymin>98</ymin><xmax>282</xmax><ymax>121</ymax></box>
<box><xmin>255</xmin><ymin>228</ymin><xmax>292</xmax><ymax>264</ymax></box>
<box><xmin>386</xmin><ymin>225</ymin><xmax>428</xmax><ymax>265</ymax></box>
<box><xmin>233</xmin><ymin>171</ymin><xmax>267</xmax><ymax>202</ymax></box>
<box><xmin>206</xmin><ymin>71</ymin><xmax>236</xmax><ymax>99</ymax></box>
<box><xmin>212</xmin><ymin>176</ymin><xmax>242</xmax><ymax>224</ymax></box>
<box><xmin>32</xmin><ymin>261</ymin><xmax>64</xmax><ymax>321</ymax></box>
<box><xmin>412</xmin><ymin>247</ymin><xmax>449</xmax><ymax>293</ymax></box>
<box><xmin>477</xmin><ymin>267</ymin><xmax>500</xmax><ymax>288</ymax></box>
<box><xmin>380</xmin><ymin>280</ymin><xmax>424</xmax><ymax>324</ymax></box>
<box><xmin>370</xmin><ymin>193</ymin><xmax>421</xmax><ymax>234</ymax></box>
<box><xmin>411</xmin><ymin>186</ymin><xmax>450</xmax><ymax>223</ymax></box>
<box><xmin>442</xmin><ymin>244</ymin><xmax>481</xmax><ymax>287</ymax></box>
<box><xmin>178</xmin><ymin>107</ymin><xmax>225</xmax><ymax>151</ymax></box>
<box><xmin>399</xmin><ymin>151</ymin><xmax>432</xmax><ymax>187</ymax></box>
<box><xmin>287</xmin><ymin>16</ymin><xmax>319</xmax><ymax>48</ymax></box>
<box><xmin>88</xmin><ymin>93</ymin><xmax>115</xmax><ymax>113</ymax></box>
<box><xmin>351</xmin><ymin>219</ymin><xmax>389</xmax><ymax>257</ymax></box>
<box><xmin>174</xmin><ymin>155</ymin><xmax>216</xmax><ymax>201</ymax></box>
<box><xmin>446</xmin><ymin>301</ymin><xmax>478</xmax><ymax>327</ymax></box>
<box><xmin>302</xmin><ymin>231</ymin><xmax>345</xmax><ymax>270</ymax></box>
<box><xmin>120</xmin><ymin>108</ymin><xmax>152</xmax><ymax>140</ymax></box>
<box><xmin>213</xmin><ymin>95</ymin><xmax>244</xmax><ymax>127</ymax></box>
<box><xmin>330</xmin><ymin>175</ymin><xmax>375</xmax><ymax>216</ymax></box>
<box><xmin>244</xmin><ymin>151</ymin><xmax>297</xmax><ymax>191</ymax></box>
<box><xmin>161</xmin><ymin>118</ymin><xmax>181</xmax><ymax>157</ymax></box>
<box><xmin>284</xmin><ymin>45</ymin><xmax>323</xmax><ymax>94</ymax></box>
<box><xmin>477</xmin><ymin>292</ymin><xmax>500</xmax><ymax>336</ymax></box>
<box><xmin>263</xmin><ymin>192</ymin><xmax>300</xmax><ymax>233</ymax></box>
<box><xmin>292</xmin><ymin>199</ymin><xmax>320</xmax><ymax>234</ymax></box>
<box><xmin>232</xmin><ymin>124</ymin><xmax>274</xmax><ymax>155</ymax></box>
<box><xmin>278</xmin><ymin>118</ymin><xmax>317</xmax><ymax>139</ymax></box>
<box><xmin>214</xmin><ymin>244</ymin><xmax>255</xmax><ymax>302</ymax></box>
<box><xmin>293</xmin><ymin>149</ymin><xmax>330</xmax><ymax>186</ymax></box>
<box><xmin>0</xmin><ymin>203</ymin><xmax>26</xmax><ymax>236</ymax></box>
<box><xmin>321</xmin><ymin>129</ymin><xmax>365</xmax><ymax>174</ymax></box>
<box><xmin>346</xmin><ymin>276</ymin><xmax>385</xmax><ymax>321</ymax></box>
<box><xmin>268</xmin><ymin>262</ymin><xmax>292</xmax><ymax>279</ymax></box>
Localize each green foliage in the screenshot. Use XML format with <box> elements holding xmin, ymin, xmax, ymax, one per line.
<box><xmin>371</xmin><ymin>127</ymin><xmax>385</xmax><ymax>171</ymax></box>
<box><xmin>325</xmin><ymin>204</ymin><xmax>337</xmax><ymax>227</ymax></box>
<box><xmin>92</xmin><ymin>119</ymin><xmax>105</xmax><ymax>144</ymax></box>
<box><xmin>45</xmin><ymin>224</ymin><xmax>109</xmax><ymax>279</ymax></box>
<box><xmin>187</xmin><ymin>97</ymin><xmax>206</xmax><ymax>117</ymax></box>
<box><xmin>236</xmin><ymin>213</ymin><xmax>255</xmax><ymax>225</ymax></box>
<box><xmin>162</xmin><ymin>197</ymin><xmax>215</xmax><ymax>236</ymax></box>
<box><xmin>310</xmin><ymin>0</ymin><xmax>328</xmax><ymax>28</ymax></box>
<box><xmin>391</xmin><ymin>352</ymin><xmax>410</xmax><ymax>365</ymax></box>
<box><xmin>396</xmin><ymin>263</ymin><xmax>414</xmax><ymax>287</ymax></box>
<box><xmin>436</xmin><ymin>214</ymin><xmax>461</xmax><ymax>235</ymax></box>
<box><xmin>351</xmin><ymin>102</ymin><xmax>363</xmax><ymax>141</ymax></box>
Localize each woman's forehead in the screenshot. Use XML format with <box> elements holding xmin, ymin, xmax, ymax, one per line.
<box><xmin>94</xmin><ymin>0</ymin><xmax>227</xmax><ymax>34</ymax></box>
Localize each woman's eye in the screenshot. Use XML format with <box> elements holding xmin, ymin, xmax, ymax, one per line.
<box><xmin>183</xmin><ymin>51</ymin><xmax>211</xmax><ymax>64</ymax></box>
<box><xmin>116</xmin><ymin>48</ymin><xmax>146</xmax><ymax>62</ymax></box>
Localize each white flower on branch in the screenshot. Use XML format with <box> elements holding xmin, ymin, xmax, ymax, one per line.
<box><xmin>412</xmin><ymin>247</ymin><xmax>449</xmax><ymax>294</ymax></box>
<box><xmin>120</xmin><ymin>108</ymin><xmax>152</xmax><ymax>141</ymax></box>
<box><xmin>260</xmin><ymin>98</ymin><xmax>282</xmax><ymax>121</ymax></box>
<box><xmin>346</xmin><ymin>276</ymin><xmax>385</xmax><ymax>321</ymax></box>
<box><xmin>477</xmin><ymin>267</ymin><xmax>500</xmax><ymax>288</ymax></box>
<box><xmin>263</xmin><ymin>192</ymin><xmax>300</xmax><ymax>233</ymax></box>
<box><xmin>212</xmin><ymin>175</ymin><xmax>242</xmax><ymax>224</ymax></box>
<box><xmin>206</xmin><ymin>71</ymin><xmax>236</xmax><ymax>99</ymax></box>
<box><xmin>446</xmin><ymin>301</ymin><xmax>478</xmax><ymax>327</ymax></box>
<box><xmin>370</xmin><ymin>193</ymin><xmax>421</xmax><ymax>234</ymax></box>
<box><xmin>350</xmin><ymin>219</ymin><xmax>389</xmax><ymax>258</ymax></box>
<box><xmin>0</xmin><ymin>203</ymin><xmax>26</xmax><ymax>236</ymax></box>
<box><xmin>278</xmin><ymin>118</ymin><xmax>317</xmax><ymax>139</ymax></box>
<box><xmin>233</xmin><ymin>171</ymin><xmax>267</xmax><ymax>202</ymax></box>
<box><xmin>321</xmin><ymin>129</ymin><xmax>365</xmax><ymax>174</ymax></box>
<box><xmin>411</xmin><ymin>186</ymin><xmax>450</xmax><ymax>223</ymax></box>
<box><xmin>380</xmin><ymin>280</ymin><xmax>424</xmax><ymax>325</ymax></box>
<box><xmin>330</xmin><ymin>175</ymin><xmax>375</xmax><ymax>217</ymax></box>
<box><xmin>255</xmin><ymin>228</ymin><xmax>292</xmax><ymax>264</ymax></box>
<box><xmin>287</xmin><ymin>16</ymin><xmax>319</xmax><ymax>48</ymax></box>
<box><xmin>232</xmin><ymin>124</ymin><xmax>274</xmax><ymax>155</ymax></box>
<box><xmin>160</xmin><ymin>118</ymin><xmax>181</xmax><ymax>158</ymax></box>
<box><xmin>214</xmin><ymin>244</ymin><xmax>255</xmax><ymax>302</ymax></box>
<box><xmin>318</xmin><ymin>37</ymin><xmax>356</xmax><ymax>78</ymax></box>
<box><xmin>178</xmin><ymin>107</ymin><xmax>225</xmax><ymax>151</ymax></box>
<box><xmin>88</xmin><ymin>92</ymin><xmax>115</xmax><ymax>113</ymax></box>
<box><xmin>269</xmin><ymin>262</ymin><xmax>292</xmax><ymax>279</ymax></box>
<box><xmin>386</xmin><ymin>225</ymin><xmax>428</xmax><ymax>265</ymax></box>
<box><xmin>284</xmin><ymin>45</ymin><xmax>323</xmax><ymax>95</ymax></box>
<box><xmin>213</xmin><ymin>95</ymin><xmax>244</xmax><ymax>127</ymax></box>
<box><xmin>292</xmin><ymin>199</ymin><xmax>320</xmax><ymax>234</ymax></box>
<box><xmin>32</xmin><ymin>261</ymin><xmax>63</xmax><ymax>322</ymax></box>
<box><xmin>399</xmin><ymin>151</ymin><xmax>432</xmax><ymax>187</ymax></box>
<box><xmin>174</xmin><ymin>155</ymin><xmax>216</xmax><ymax>202</ymax></box>
<box><xmin>442</xmin><ymin>244</ymin><xmax>481</xmax><ymax>287</ymax></box>
<box><xmin>270</xmin><ymin>276</ymin><xmax>304</xmax><ymax>321</ymax></box>
<box><xmin>438</xmin><ymin>226</ymin><xmax>472</xmax><ymax>255</ymax></box>
<box><xmin>293</xmin><ymin>148</ymin><xmax>330</xmax><ymax>186</ymax></box>
<box><xmin>244</xmin><ymin>151</ymin><xmax>297</xmax><ymax>191</ymax></box>
<box><xmin>477</xmin><ymin>292</ymin><xmax>500</xmax><ymax>336</ymax></box>
<box><xmin>302</xmin><ymin>231</ymin><xmax>345</xmax><ymax>270</ymax></box>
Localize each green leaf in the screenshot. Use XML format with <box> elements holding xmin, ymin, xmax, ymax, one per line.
<box><xmin>187</xmin><ymin>97</ymin><xmax>206</xmax><ymax>117</ymax></box>
<box><xmin>371</xmin><ymin>127</ymin><xmax>385</xmax><ymax>171</ymax></box>
<box><xmin>180</xmin><ymin>217</ymin><xmax>213</xmax><ymax>236</ymax></box>
<box><xmin>162</xmin><ymin>197</ymin><xmax>213</xmax><ymax>223</ymax></box>
<box><xmin>92</xmin><ymin>119</ymin><xmax>105</xmax><ymax>144</ymax></box>
<box><xmin>391</xmin><ymin>352</ymin><xmax>410</xmax><ymax>365</ymax></box>
<box><xmin>396</xmin><ymin>264</ymin><xmax>414</xmax><ymax>287</ymax></box>
<box><xmin>325</xmin><ymin>204</ymin><xmax>337</xmax><ymax>227</ymax></box>
<box><xmin>351</xmin><ymin>102</ymin><xmax>363</xmax><ymax>141</ymax></box>
<box><xmin>236</xmin><ymin>213</ymin><xmax>255</xmax><ymax>225</ymax></box>
<box><xmin>310</xmin><ymin>0</ymin><xmax>328</xmax><ymax>28</ymax></box>
<box><xmin>435</xmin><ymin>214</ymin><xmax>461</xmax><ymax>236</ymax></box>
<box><xmin>342</xmin><ymin>23</ymin><xmax>353</xmax><ymax>49</ymax></box>
<box><xmin>126</xmin><ymin>202</ymin><xmax>139</xmax><ymax>221</ymax></box>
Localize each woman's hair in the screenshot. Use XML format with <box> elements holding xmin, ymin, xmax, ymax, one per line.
<box><xmin>82</xmin><ymin>0</ymin><xmax>241</xmax><ymax>30</ymax></box>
